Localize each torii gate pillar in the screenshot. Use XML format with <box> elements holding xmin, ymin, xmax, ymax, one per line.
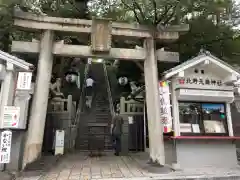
<box><xmin>23</xmin><ymin>30</ymin><xmax>54</xmax><ymax>168</ymax></box>
<box><xmin>144</xmin><ymin>38</ymin><xmax>165</xmax><ymax>165</ymax></box>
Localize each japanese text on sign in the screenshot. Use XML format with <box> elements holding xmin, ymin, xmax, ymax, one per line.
<box><xmin>54</xmin><ymin>130</ymin><xmax>64</xmax><ymax>155</ymax></box>
<box><xmin>2</xmin><ymin>106</ymin><xmax>20</xmax><ymax>129</ymax></box>
<box><xmin>17</xmin><ymin>72</ymin><xmax>32</xmax><ymax>90</ymax></box>
<box><xmin>0</xmin><ymin>130</ymin><xmax>12</xmax><ymax>164</ymax></box>
<box><xmin>159</xmin><ymin>81</ymin><xmax>172</xmax><ymax>133</ymax></box>
<box><xmin>178</xmin><ymin>78</ymin><xmax>222</xmax><ymax>86</ymax></box>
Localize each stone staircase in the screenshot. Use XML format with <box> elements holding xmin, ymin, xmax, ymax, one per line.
<box><xmin>75</xmin><ymin>63</ymin><xmax>112</xmax><ymax>151</ymax></box>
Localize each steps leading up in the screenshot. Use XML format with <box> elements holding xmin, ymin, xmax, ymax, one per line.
<box><xmin>75</xmin><ymin>63</ymin><xmax>113</xmax><ymax>151</ymax></box>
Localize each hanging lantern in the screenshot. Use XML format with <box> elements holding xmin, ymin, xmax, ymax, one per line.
<box><xmin>118</xmin><ymin>77</ymin><xmax>128</xmax><ymax>86</ymax></box>
<box><xmin>65</xmin><ymin>68</ymin><xmax>78</xmax><ymax>83</ymax></box>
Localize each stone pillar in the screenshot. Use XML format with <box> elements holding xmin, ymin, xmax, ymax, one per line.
<box><xmin>23</xmin><ymin>30</ymin><xmax>54</xmax><ymax>169</ymax></box>
<box><xmin>171</xmin><ymin>80</ymin><xmax>180</xmax><ymax>136</ymax></box>
<box><xmin>144</xmin><ymin>38</ymin><xmax>165</xmax><ymax>165</ymax></box>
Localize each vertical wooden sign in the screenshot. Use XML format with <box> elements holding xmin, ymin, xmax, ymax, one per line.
<box><xmin>91</xmin><ymin>18</ymin><xmax>112</xmax><ymax>53</ymax></box>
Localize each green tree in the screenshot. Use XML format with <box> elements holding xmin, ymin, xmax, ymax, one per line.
<box><xmin>171</xmin><ymin>16</ymin><xmax>239</xmax><ymax>62</ymax></box>
<box><xmin>0</xmin><ymin>0</ymin><xmax>91</xmax><ymax>52</ymax></box>
<box><xmin>89</xmin><ymin>0</ymin><xmax>240</xmax><ymax>79</ymax></box>
<box><xmin>1</xmin><ymin>0</ymin><xmax>240</xmax><ymax>73</ymax></box>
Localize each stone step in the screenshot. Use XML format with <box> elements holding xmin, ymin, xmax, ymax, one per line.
<box><xmin>95</xmin><ymin>117</ymin><xmax>110</xmax><ymax>120</ymax></box>
<box><xmin>95</xmin><ymin>114</ymin><xmax>110</xmax><ymax>117</ymax></box>
<box><xmin>75</xmin><ymin>62</ymin><xmax>114</xmax><ymax>151</ymax></box>
<box><xmin>95</xmin><ymin>107</ymin><xmax>110</xmax><ymax>110</ymax></box>
<box><xmin>95</xmin><ymin>104</ymin><xmax>109</xmax><ymax>107</ymax></box>
<box><xmin>95</xmin><ymin>107</ymin><xmax>109</xmax><ymax>110</ymax></box>
<box><xmin>96</xmin><ymin>104</ymin><xmax>109</xmax><ymax>107</ymax></box>
<box><xmin>95</xmin><ymin>110</ymin><xmax>110</xmax><ymax>112</ymax></box>
<box><xmin>95</xmin><ymin>115</ymin><xmax>110</xmax><ymax>117</ymax></box>
<box><xmin>96</xmin><ymin>100</ymin><xmax>109</xmax><ymax>103</ymax></box>
<box><xmin>96</xmin><ymin>99</ymin><xmax>109</xmax><ymax>101</ymax></box>
<box><xmin>96</xmin><ymin>103</ymin><xmax>109</xmax><ymax>105</ymax></box>
<box><xmin>87</xmin><ymin>122</ymin><xmax>108</xmax><ymax>127</ymax></box>
<box><xmin>95</xmin><ymin>113</ymin><xmax>110</xmax><ymax>116</ymax></box>
<box><xmin>89</xmin><ymin>121</ymin><xmax>110</xmax><ymax>123</ymax></box>
<box><xmin>76</xmin><ymin>138</ymin><xmax>112</xmax><ymax>145</ymax></box>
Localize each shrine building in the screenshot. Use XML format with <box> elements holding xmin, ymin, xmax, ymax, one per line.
<box><xmin>158</xmin><ymin>51</ymin><xmax>240</xmax><ymax>169</ymax></box>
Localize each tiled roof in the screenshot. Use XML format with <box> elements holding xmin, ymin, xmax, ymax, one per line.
<box><xmin>162</xmin><ymin>50</ymin><xmax>240</xmax><ymax>80</ymax></box>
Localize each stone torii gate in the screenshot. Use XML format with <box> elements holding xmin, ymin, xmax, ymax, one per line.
<box><xmin>11</xmin><ymin>10</ymin><xmax>189</xmax><ymax>168</ymax></box>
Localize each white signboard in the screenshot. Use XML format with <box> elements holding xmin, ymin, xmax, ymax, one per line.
<box><xmin>159</xmin><ymin>81</ymin><xmax>172</xmax><ymax>133</ymax></box>
<box><xmin>0</xmin><ymin>130</ymin><xmax>12</xmax><ymax>163</ymax></box>
<box><xmin>179</xmin><ymin>123</ymin><xmax>192</xmax><ymax>133</ymax></box>
<box><xmin>128</xmin><ymin>116</ymin><xmax>133</xmax><ymax>124</ymax></box>
<box><xmin>179</xmin><ymin>89</ymin><xmax>233</xmax><ymax>97</ymax></box>
<box><xmin>54</xmin><ymin>130</ymin><xmax>64</xmax><ymax>155</ymax></box>
<box><xmin>2</xmin><ymin>106</ymin><xmax>20</xmax><ymax>128</ymax></box>
<box><xmin>17</xmin><ymin>72</ymin><xmax>32</xmax><ymax>90</ymax></box>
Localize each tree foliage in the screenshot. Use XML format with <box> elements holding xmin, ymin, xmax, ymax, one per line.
<box><xmin>0</xmin><ymin>0</ymin><xmax>240</xmax><ymax>71</ymax></box>
<box><xmin>89</xmin><ymin>0</ymin><xmax>240</xmax><ymax>80</ymax></box>
<box><xmin>174</xmin><ymin>16</ymin><xmax>240</xmax><ymax>64</ymax></box>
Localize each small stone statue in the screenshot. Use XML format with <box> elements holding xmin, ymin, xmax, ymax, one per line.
<box><xmin>129</xmin><ymin>81</ymin><xmax>138</xmax><ymax>94</ymax></box>
<box><xmin>49</xmin><ymin>77</ymin><xmax>64</xmax><ymax>111</ymax></box>
<box><xmin>50</xmin><ymin>78</ymin><xmax>64</xmax><ymax>98</ymax></box>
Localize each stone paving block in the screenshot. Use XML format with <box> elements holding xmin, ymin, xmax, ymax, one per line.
<box><xmin>91</xmin><ymin>175</ymin><xmax>102</xmax><ymax>179</ymax></box>
<box><xmin>58</xmin><ymin>174</ymin><xmax>70</xmax><ymax>178</ymax></box>
<box><xmin>68</xmin><ymin>175</ymin><xmax>80</xmax><ymax>180</ymax></box>
<box><xmin>101</xmin><ymin>168</ymin><xmax>111</xmax><ymax>175</ymax></box>
<box><xmin>70</xmin><ymin>172</ymin><xmax>81</xmax><ymax>176</ymax></box>
<box><xmin>45</xmin><ymin>177</ymin><xmax>57</xmax><ymax>180</ymax></box>
<box><xmin>46</xmin><ymin>173</ymin><xmax>59</xmax><ymax>177</ymax></box>
<box><xmin>101</xmin><ymin>174</ymin><xmax>111</xmax><ymax>178</ymax></box>
<box><xmin>81</xmin><ymin>167</ymin><xmax>90</xmax><ymax>171</ymax></box>
<box><xmin>22</xmin><ymin>176</ymin><xmax>42</xmax><ymax>180</ymax></box>
<box><xmin>80</xmin><ymin>175</ymin><xmax>90</xmax><ymax>180</ymax></box>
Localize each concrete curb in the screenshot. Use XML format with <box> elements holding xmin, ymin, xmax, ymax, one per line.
<box><xmin>99</xmin><ymin>175</ymin><xmax>240</xmax><ymax>180</ymax></box>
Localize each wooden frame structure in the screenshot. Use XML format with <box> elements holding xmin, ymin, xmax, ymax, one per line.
<box><xmin>11</xmin><ymin>10</ymin><xmax>189</xmax><ymax>169</ymax></box>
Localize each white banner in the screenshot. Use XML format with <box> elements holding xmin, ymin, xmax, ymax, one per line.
<box><xmin>17</xmin><ymin>72</ymin><xmax>32</xmax><ymax>90</ymax></box>
<box><xmin>159</xmin><ymin>81</ymin><xmax>172</xmax><ymax>133</ymax></box>
<box><xmin>0</xmin><ymin>130</ymin><xmax>12</xmax><ymax>164</ymax></box>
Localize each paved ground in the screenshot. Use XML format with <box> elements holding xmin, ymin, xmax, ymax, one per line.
<box><xmin>15</xmin><ymin>152</ymin><xmax>240</xmax><ymax>180</ymax></box>
<box><xmin>0</xmin><ymin>171</ymin><xmax>14</xmax><ymax>180</ymax></box>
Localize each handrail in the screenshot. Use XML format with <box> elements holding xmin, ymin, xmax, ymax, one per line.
<box><xmin>70</xmin><ymin>62</ymin><xmax>89</xmax><ymax>150</ymax></box>
<box><xmin>103</xmin><ymin>62</ymin><xmax>115</xmax><ymax>117</ymax></box>
<box><xmin>73</xmin><ymin>62</ymin><xmax>90</xmax><ymax>125</ymax></box>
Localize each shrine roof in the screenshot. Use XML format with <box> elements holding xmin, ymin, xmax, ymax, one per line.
<box><xmin>162</xmin><ymin>50</ymin><xmax>240</xmax><ymax>80</ymax></box>
<box><xmin>0</xmin><ymin>50</ymin><xmax>33</xmax><ymax>71</ymax></box>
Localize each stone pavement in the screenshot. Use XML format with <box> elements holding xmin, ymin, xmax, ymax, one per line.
<box><xmin>0</xmin><ymin>171</ymin><xmax>14</xmax><ymax>180</ymax></box>
<box><xmin>15</xmin><ymin>152</ymin><xmax>240</xmax><ymax>180</ymax></box>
